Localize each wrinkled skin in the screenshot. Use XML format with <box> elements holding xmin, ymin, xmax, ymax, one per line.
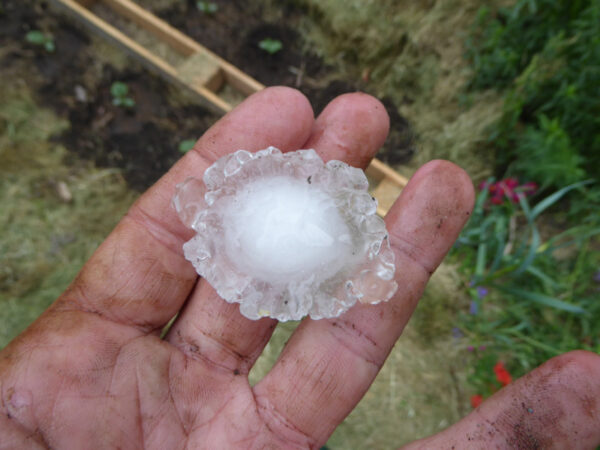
<box><xmin>1</xmin><ymin>88</ymin><xmax>600</xmax><ymax>450</ymax></box>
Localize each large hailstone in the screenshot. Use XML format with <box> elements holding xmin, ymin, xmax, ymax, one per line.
<box><xmin>173</xmin><ymin>147</ymin><xmax>398</xmax><ymax>321</ymax></box>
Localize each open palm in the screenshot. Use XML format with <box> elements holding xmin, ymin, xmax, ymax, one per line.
<box><xmin>2</xmin><ymin>88</ymin><xmax>600</xmax><ymax>449</ymax></box>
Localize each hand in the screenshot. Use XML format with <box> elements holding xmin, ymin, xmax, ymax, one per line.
<box><xmin>1</xmin><ymin>88</ymin><xmax>599</xmax><ymax>449</ymax></box>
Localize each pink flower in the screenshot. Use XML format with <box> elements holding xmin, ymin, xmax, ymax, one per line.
<box><xmin>485</xmin><ymin>178</ymin><xmax>537</xmax><ymax>206</ymax></box>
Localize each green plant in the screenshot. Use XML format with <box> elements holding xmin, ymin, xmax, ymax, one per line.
<box><xmin>453</xmin><ymin>178</ymin><xmax>600</xmax><ymax>374</ymax></box>
<box><xmin>465</xmin><ymin>0</ymin><xmax>600</xmax><ymax>191</ymax></box>
<box><xmin>178</xmin><ymin>139</ymin><xmax>196</xmax><ymax>154</ymax></box>
<box><xmin>196</xmin><ymin>1</ymin><xmax>218</xmax><ymax>14</ymax></box>
<box><xmin>25</xmin><ymin>30</ymin><xmax>55</xmax><ymax>53</ymax></box>
<box><xmin>258</xmin><ymin>38</ymin><xmax>283</xmax><ymax>55</ymax></box>
<box><xmin>512</xmin><ymin>115</ymin><xmax>584</xmax><ymax>188</ymax></box>
<box><xmin>110</xmin><ymin>81</ymin><xmax>135</xmax><ymax>109</ymax></box>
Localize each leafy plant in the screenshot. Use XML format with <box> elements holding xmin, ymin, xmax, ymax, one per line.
<box><xmin>465</xmin><ymin>0</ymin><xmax>600</xmax><ymax>192</ymax></box>
<box><xmin>25</xmin><ymin>30</ymin><xmax>55</xmax><ymax>53</ymax></box>
<box><xmin>110</xmin><ymin>82</ymin><xmax>135</xmax><ymax>109</ymax></box>
<box><xmin>512</xmin><ymin>115</ymin><xmax>584</xmax><ymax>188</ymax></box>
<box><xmin>196</xmin><ymin>1</ymin><xmax>218</xmax><ymax>14</ymax></box>
<box><xmin>258</xmin><ymin>38</ymin><xmax>283</xmax><ymax>55</ymax></box>
<box><xmin>453</xmin><ymin>178</ymin><xmax>600</xmax><ymax>374</ymax></box>
<box><xmin>178</xmin><ymin>139</ymin><xmax>196</xmax><ymax>154</ymax></box>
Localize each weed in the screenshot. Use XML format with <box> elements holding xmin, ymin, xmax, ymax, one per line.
<box><xmin>196</xmin><ymin>1</ymin><xmax>218</xmax><ymax>14</ymax></box>
<box><xmin>453</xmin><ymin>178</ymin><xmax>600</xmax><ymax>376</ymax></box>
<box><xmin>0</xmin><ymin>81</ymin><xmax>135</xmax><ymax>347</ymax></box>
<box><xmin>25</xmin><ymin>30</ymin><xmax>55</xmax><ymax>53</ymax></box>
<box><xmin>178</xmin><ymin>139</ymin><xmax>196</xmax><ymax>154</ymax></box>
<box><xmin>258</xmin><ymin>38</ymin><xmax>283</xmax><ymax>55</ymax></box>
<box><xmin>466</xmin><ymin>0</ymin><xmax>600</xmax><ymax>190</ymax></box>
<box><xmin>110</xmin><ymin>81</ymin><xmax>135</xmax><ymax>108</ymax></box>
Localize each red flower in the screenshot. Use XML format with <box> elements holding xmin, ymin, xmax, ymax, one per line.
<box><xmin>494</xmin><ymin>361</ymin><xmax>512</xmax><ymax>386</ymax></box>
<box><xmin>485</xmin><ymin>178</ymin><xmax>537</xmax><ymax>206</ymax></box>
<box><xmin>470</xmin><ymin>394</ymin><xmax>483</xmax><ymax>408</ymax></box>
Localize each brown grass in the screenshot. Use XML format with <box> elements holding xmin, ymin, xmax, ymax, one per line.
<box><xmin>0</xmin><ymin>76</ymin><xmax>136</xmax><ymax>347</ymax></box>
<box><xmin>294</xmin><ymin>0</ymin><xmax>509</xmax><ymax>181</ymax></box>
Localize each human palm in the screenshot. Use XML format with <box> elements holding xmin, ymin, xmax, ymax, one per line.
<box><xmin>2</xmin><ymin>88</ymin><xmax>600</xmax><ymax>449</ymax></box>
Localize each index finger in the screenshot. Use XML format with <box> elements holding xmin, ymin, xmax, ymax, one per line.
<box><xmin>56</xmin><ymin>87</ymin><xmax>314</xmax><ymax>332</ymax></box>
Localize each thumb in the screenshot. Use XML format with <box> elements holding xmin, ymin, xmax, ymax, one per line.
<box><xmin>403</xmin><ymin>350</ymin><xmax>600</xmax><ymax>449</ymax></box>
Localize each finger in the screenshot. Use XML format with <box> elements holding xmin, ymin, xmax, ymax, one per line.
<box><xmin>56</xmin><ymin>87</ymin><xmax>314</xmax><ymax>333</ymax></box>
<box><xmin>166</xmin><ymin>93</ymin><xmax>390</xmax><ymax>375</ymax></box>
<box><xmin>253</xmin><ymin>160</ymin><xmax>475</xmax><ymax>446</ymax></box>
<box><xmin>403</xmin><ymin>350</ymin><xmax>600</xmax><ymax>449</ymax></box>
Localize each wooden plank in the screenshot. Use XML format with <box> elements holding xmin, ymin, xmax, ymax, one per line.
<box><xmin>176</xmin><ymin>52</ymin><xmax>224</xmax><ymax>91</ymax></box>
<box><xmin>102</xmin><ymin>0</ymin><xmax>198</xmax><ymax>55</ymax></box>
<box><xmin>372</xmin><ymin>177</ymin><xmax>404</xmax><ymax>217</ymax></box>
<box><xmin>50</xmin><ymin>0</ymin><xmax>177</xmax><ymax>76</ymax></box>
<box><xmin>49</xmin><ymin>0</ymin><xmax>232</xmax><ymax>114</ymax></box>
<box><xmin>366</xmin><ymin>158</ymin><xmax>409</xmax><ymax>188</ymax></box>
<box><xmin>101</xmin><ymin>0</ymin><xmax>264</xmax><ymax>94</ymax></box>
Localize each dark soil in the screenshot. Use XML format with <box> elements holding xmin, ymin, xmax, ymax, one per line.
<box><xmin>1</xmin><ymin>0</ymin><xmax>413</xmax><ymax>193</ymax></box>
<box><xmin>1</xmin><ymin>0</ymin><xmax>219</xmax><ymax>191</ymax></box>
<box><xmin>156</xmin><ymin>0</ymin><xmax>415</xmax><ymax>165</ymax></box>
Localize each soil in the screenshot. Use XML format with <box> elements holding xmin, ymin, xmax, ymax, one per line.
<box><xmin>1</xmin><ymin>0</ymin><xmax>218</xmax><ymax>191</ymax></box>
<box><xmin>1</xmin><ymin>0</ymin><xmax>414</xmax><ymax>194</ymax></box>
<box><xmin>156</xmin><ymin>0</ymin><xmax>415</xmax><ymax>165</ymax></box>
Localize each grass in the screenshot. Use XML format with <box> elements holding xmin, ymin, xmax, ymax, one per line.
<box><xmin>0</xmin><ymin>77</ymin><xmax>136</xmax><ymax>348</ymax></box>
<box><xmin>291</xmin><ymin>0</ymin><xmax>511</xmax><ymax>180</ymax></box>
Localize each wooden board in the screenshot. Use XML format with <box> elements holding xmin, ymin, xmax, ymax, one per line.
<box><xmin>47</xmin><ymin>0</ymin><xmax>409</xmax><ymax>215</ymax></box>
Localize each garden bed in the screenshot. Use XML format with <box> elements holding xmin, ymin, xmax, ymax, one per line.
<box><xmin>2</xmin><ymin>0</ymin><xmax>414</xmax><ymax>196</ymax></box>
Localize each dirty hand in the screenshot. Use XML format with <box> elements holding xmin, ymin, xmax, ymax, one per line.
<box><xmin>1</xmin><ymin>88</ymin><xmax>599</xmax><ymax>449</ymax></box>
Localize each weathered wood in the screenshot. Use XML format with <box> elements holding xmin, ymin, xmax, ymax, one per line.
<box><xmin>101</xmin><ymin>0</ymin><xmax>263</xmax><ymax>94</ymax></box>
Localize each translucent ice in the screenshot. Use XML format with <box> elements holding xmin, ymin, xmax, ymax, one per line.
<box><xmin>173</xmin><ymin>147</ymin><xmax>398</xmax><ymax>321</ymax></box>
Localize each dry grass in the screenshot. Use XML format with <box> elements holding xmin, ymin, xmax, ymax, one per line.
<box><xmin>294</xmin><ymin>0</ymin><xmax>509</xmax><ymax>181</ymax></box>
<box><xmin>0</xmin><ymin>78</ymin><xmax>136</xmax><ymax>348</ymax></box>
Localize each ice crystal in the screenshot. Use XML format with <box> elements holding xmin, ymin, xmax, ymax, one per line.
<box><xmin>173</xmin><ymin>147</ymin><xmax>397</xmax><ymax>321</ymax></box>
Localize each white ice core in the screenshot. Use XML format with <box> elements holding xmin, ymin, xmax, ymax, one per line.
<box><xmin>173</xmin><ymin>147</ymin><xmax>398</xmax><ymax>321</ymax></box>
<box><xmin>224</xmin><ymin>176</ymin><xmax>353</xmax><ymax>283</ymax></box>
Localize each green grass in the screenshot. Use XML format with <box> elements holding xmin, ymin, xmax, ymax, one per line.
<box><xmin>0</xmin><ymin>79</ymin><xmax>136</xmax><ymax>347</ymax></box>
<box><xmin>466</xmin><ymin>0</ymin><xmax>600</xmax><ymax>190</ymax></box>
<box><xmin>453</xmin><ymin>179</ymin><xmax>600</xmax><ymax>397</ymax></box>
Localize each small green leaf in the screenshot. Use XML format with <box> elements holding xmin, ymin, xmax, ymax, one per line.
<box><xmin>531</xmin><ymin>179</ymin><xmax>594</xmax><ymax>219</ymax></box>
<box><xmin>110</xmin><ymin>81</ymin><xmax>129</xmax><ymax>99</ymax></box>
<box><xmin>197</xmin><ymin>1</ymin><xmax>218</xmax><ymax>14</ymax></box>
<box><xmin>26</xmin><ymin>30</ymin><xmax>47</xmax><ymax>45</ymax></box>
<box><xmin>122</xmin><ymin>97</ymin><xmax>136</xmax><ymax>108</ymax></box>
<box><xmin>495</xmin><ymin>285</ymin><xmax>586</xmax><ymax>314</ymax></box>
<box><xmin>258</xmin><ymin>38</ymin><xmax>283</xmax><ymax>55</ymax></box>
<box><xmin>178</xmin><ymin>139</ymin><xmax>197</xmax><ymax>153</ymax></box>
<box><xmin>26</xmin><ymin>30</ymin><xmax>55</xmax><ymax>52</ymax></box>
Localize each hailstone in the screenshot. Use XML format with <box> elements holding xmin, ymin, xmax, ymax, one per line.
<box><xmin>173</xmin><ymin>147</ymin><xmax>397</xmax><ymax>321</ymax></box>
